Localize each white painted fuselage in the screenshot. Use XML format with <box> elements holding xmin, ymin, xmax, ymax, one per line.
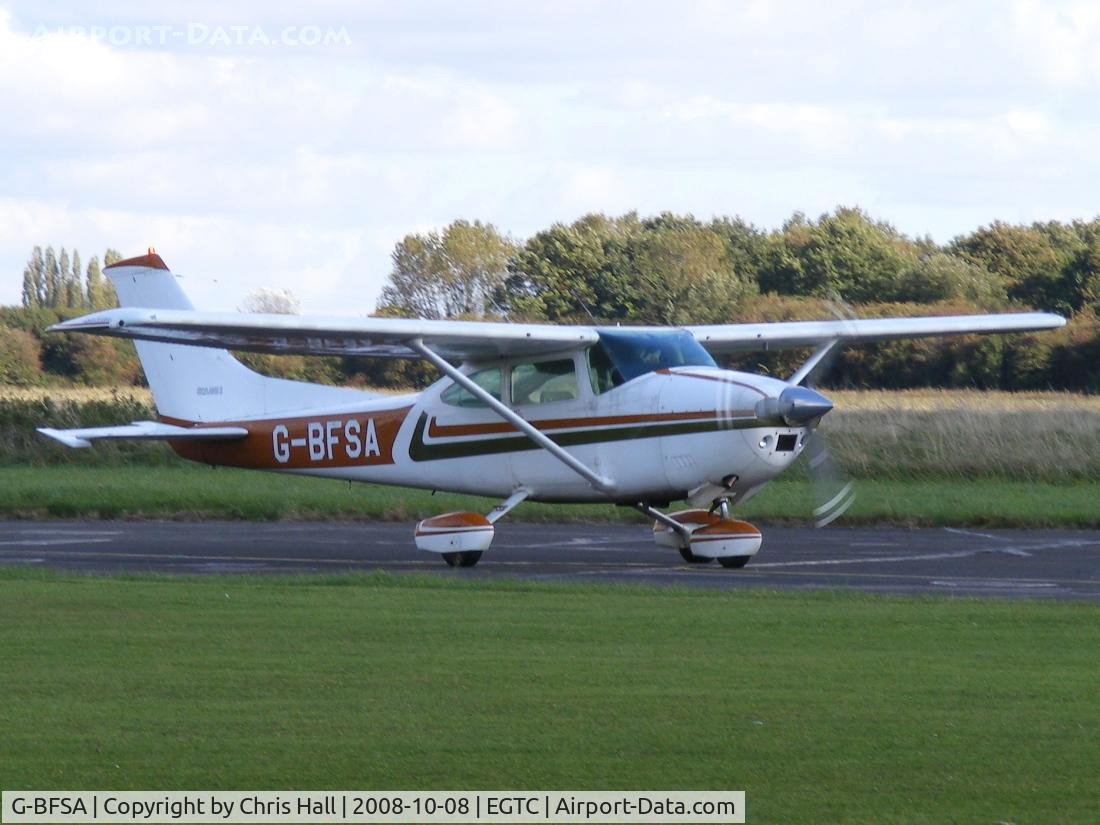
<box><xmin>173</xmin><ymin>363</ymin><xmax>807</xmax><ymax>507</ymax></box>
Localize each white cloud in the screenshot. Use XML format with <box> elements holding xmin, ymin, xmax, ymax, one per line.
<box><xmin>1011</xmin><ymin>0</ymin><xmax>1100</xmax><ymax>87</ymax></box>
<box><xmin>2</xmin><ymin>1</ymin><xmax>1100</xmax><ymax>313</ymax></box>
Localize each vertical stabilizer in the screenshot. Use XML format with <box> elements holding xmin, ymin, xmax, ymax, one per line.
<box><xmin>105</xmin><ymin>251</ymin><xmax>366</xmax><ymax>422</ymax></box>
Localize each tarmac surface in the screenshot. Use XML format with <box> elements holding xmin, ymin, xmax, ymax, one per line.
<box><xmin>3</xmin><ymin>520</ymin><xmax>1100</xmax><ymax>599</ymax></box>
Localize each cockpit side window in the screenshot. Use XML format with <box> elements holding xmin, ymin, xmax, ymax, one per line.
<box><xmin>510</xmin><ymin>359</ymin><xmax>578</xmax><ymax>405</ymax></box>
<box><xmin>440</xmin><ymin>367</ymin><xmax>502</xmax><ymax>408</ymax></box>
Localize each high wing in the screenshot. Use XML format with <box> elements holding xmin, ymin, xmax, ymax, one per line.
<box><xmin>49</xmin><ymin>308</ymin><xmax>599</xmax><ymax>360</ymax></box>
<box><xmin>37</xmin><ymin>421</ymin><xmax>248</xmax><ymax>449</ymax></box>
<box><xmin>49</xmin><ymin>307</ymin><xmax>1065</xmax><ymax>362</ymax></box>
<box><xmin>686</xmin><ymin>312</ymin><xmax>1066</xmax><ymax>353</ymax></box>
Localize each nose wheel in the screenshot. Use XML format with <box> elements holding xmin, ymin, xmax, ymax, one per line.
<box><xmin>642</xmin><ymin>500</ymin><xmax>762</xmax><ymax>568</ymax></box>
<box><xmin>678</xmin><ymin>547</ymin><xmax>714</xmax><ymax>564</ymax></box>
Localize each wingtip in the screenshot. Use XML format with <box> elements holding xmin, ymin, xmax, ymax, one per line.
<box><xmin>36</xmin><ymin>428</ymin><xmax>91</xmax><ymax>449</ymax></box>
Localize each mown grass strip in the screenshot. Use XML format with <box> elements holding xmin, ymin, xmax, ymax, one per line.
<box><xmin>1</xmin><ymin>571</ymin><xmax>1097</xmax><ymax>823</ymax></box>
<box><xmin>1</xmin><ymin>465</ymin><xmax>1098</xmax><ymax>528</ymax></box>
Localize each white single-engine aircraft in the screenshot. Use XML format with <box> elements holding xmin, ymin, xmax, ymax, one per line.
<box><xmin>40</xmin><ymin>251</ymin><xmax>1064</xmax><ymax>568</ymax></box>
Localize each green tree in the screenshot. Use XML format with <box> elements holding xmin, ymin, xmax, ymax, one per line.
<box><xmin>0</xmin><ymin>326</ymin><xmax>44</xmax><ymax>385</ymax></box>
<box><xmin>85</xmin><ymin>256</ymin><xmax>103</xmax><ymax>308</ymax></box>
<box><xmin>763</xmin><ymin>207</ymin><xmax>918</xmax><ymax>302</ymax></box>
<box><xmin>69</xmin><ymin>250</ymin><xmax>83</xmax><ymax>307</ymax></box>
<box><xmin>632</xmin><ymin>223</ymin><xmax>756</xmax><ymax>324</ymax></box>
<box><xmin>43</xmin><ymin>246</ymin><xmax>61</xmax><ymax>307</ymax></box>
<box><xmin>895</xmin><ymin>253</ymin><xmax>1006</xmax><ymax>307</ymax></box>
<box><xmin>378</xmin><ymin>220</ymin><xmax>516</xmax><ymax>319</ymax></box>
<box><xmin>709</xmin><ymin>216</ymin><xmax>768</xmax><ymax>286</ymax></box>
<box><xmin>21</xmin><ymin>265</ymin><xmax>39</xmax><ymax>309</ymax></box>
<box><xmin>98</xmin><ymin>249</ymin><xmax>122</xmax><ymax>307</ymax></box>
<box><xmin>58</xmin><ymin>248</ymin><xmax>82</xmax><ymax>308</ymax></box>
<box><xmin>1058</xmin><ymin>220</ymin><xmax>1100</xmax><ymax>314</ymax></box>
<box><xmin>29</xmin><ymin>246</ymin><xmax>46</xmax><ymax>306</ymax></box>
<box><xmin>503</xmin><ymin>213</ymin><xmax>645</xmax><ymax>321</ymax></box>
<box><xmin>951</xmin><ymin>222</ymin><xmax>1073</xmax><ymax>313</ymax></box>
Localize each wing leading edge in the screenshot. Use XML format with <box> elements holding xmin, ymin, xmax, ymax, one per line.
<box><xmin>49</xmin><ymin>308</ymin><xmax>600</xmax><ymax>360</ymax></box>
<box><xmin>49</xmin><ymin>307</ymin><xmax>1065</xmax><ymax>363</ymax></box>
<box><xmin>685</xmin><ymin>312</ymin><xmax>1066</xmax><ymax>353</ymax></box>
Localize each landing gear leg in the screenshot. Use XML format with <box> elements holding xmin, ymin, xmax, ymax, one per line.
<box><xmin>636</xmin><ymin>503</ymin><xmax>713</xmax><ymax>564</ymax></box>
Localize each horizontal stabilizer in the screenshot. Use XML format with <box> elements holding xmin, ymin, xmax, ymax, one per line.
<box><xmin>36</xmin><ymin>421</ymin><xmax>249</xmax><ymax>449</ymax></box>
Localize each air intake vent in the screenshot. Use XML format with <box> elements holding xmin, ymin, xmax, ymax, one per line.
<box><xmin>775</xmin><ymin>434</ymin><xmax>798</xmax><ymax>452</ymax></box>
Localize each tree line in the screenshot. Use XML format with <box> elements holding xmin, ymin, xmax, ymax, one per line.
<box><xmin>375</xmin><ymin>209</ymin><xmax>1100</xmax><ymax>390</ymax></box>
<box><xmin>3</xmin><ymin>208</ymin><xmax>1099</xmax><ymax>390</ymax></box>
<box><xmin>378</xmin><ymin>209</ymin><xmax>1099</xmax><ymax>322</ymax></box>
<box><xmin>20</xmin><ymin>246</ymin><xmax>122</xmax><ymax>311</ymax></box>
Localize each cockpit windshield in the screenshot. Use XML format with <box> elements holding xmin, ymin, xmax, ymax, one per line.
<box><xmin>589</xmin><ymin>329</ymin><xmax>717</xmax><ymax>391</ymax></box>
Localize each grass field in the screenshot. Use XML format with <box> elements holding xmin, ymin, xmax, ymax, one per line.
<box><xmin>1</xmin><ymin>568</ymin><xmax>1097</xmax><ymax>823</ymax></box>
<box><xmin>1</xmin><ymin>465</ymin><xmax>1099</xmax><ymax>528</ymax></box>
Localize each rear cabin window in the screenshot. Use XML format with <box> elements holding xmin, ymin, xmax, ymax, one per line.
<box><xmin>440</xmin><ymin>367</ymin><xmax>502</xmax><ymax>408</ymax></box>
<box><xmin>511</xmin><ymin>359</ymin><xmax>578</xmax><ymax>405</ymax></box>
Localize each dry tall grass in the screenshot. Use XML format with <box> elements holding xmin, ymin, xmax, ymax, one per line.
<box><xmin>4</xmin><ymin>385</ymin><xmax>1098</xmax><ymax>481</ymax></box>
<box><xmin>823</xmin><ymin>391</ymin><xmax>1100</xmax><ymax>481</ymax></box>
<box><xmin>830</xmin><ymin>388</ymin><xmax>1100</xmax><ymax>412</ymax></box>
<box><xmin>0</xmin><ymin>386</ymin><xmax>153</xmax><ymax>405</ymax></box>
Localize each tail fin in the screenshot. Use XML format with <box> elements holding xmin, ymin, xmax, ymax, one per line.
<box><xmin>106</xmin><ymin>251</ymin><xmax>366</xmax><ymax>422</ymax></box>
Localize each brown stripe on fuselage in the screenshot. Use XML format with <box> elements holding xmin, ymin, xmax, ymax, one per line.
<box><xmin>163</xmin><ymin>406</ymin><xmax>412</xmax><ymax>470</ymax></box>
<box><xmin>427</xmin><ymin>408</ymin><xmax>751</xmax><ymax>438</ymax></box>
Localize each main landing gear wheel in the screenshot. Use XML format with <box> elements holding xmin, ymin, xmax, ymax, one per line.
<box><xmin>678</xmin><ymin>547</ymin><xmax>714</xmax><ymax>564</ymax></box>
<box><xmin>718</xmin><ymin>555</ymin><xmax>751</xmax><ymax>569</ymax></box>
<box><xmin>442</xmin><ymin>550</ymin><xmax>483</xmax><ymax>568</ymax></box>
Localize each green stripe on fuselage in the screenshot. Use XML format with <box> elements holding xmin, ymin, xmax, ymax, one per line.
<box><xmin>407</xmin><ymin>413</ymin><xmax>772</xmax><ymax>462</ymax></box>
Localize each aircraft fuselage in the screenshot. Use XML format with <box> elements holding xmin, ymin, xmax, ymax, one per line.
<box><xmin>169</xmin><ymin>366</ymin><xmax>808</xmax><ymax>506</ymax></box>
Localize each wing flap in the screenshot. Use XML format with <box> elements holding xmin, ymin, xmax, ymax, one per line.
<box><xmin>37</xmin><ymin>421</ymin><xmax>249</xmax><ymax>449</ymax></box>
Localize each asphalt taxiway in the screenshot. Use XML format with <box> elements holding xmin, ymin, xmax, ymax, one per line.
<box><xmin>2</xmin><ymin>520</ymin><xmax>1100</xmax><ymax>599</ymax></box>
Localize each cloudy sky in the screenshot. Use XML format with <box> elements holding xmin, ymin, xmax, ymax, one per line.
<box><xmin>1</xmin><ymin>1</ymin><xmax>1098</xmax><ymax>314</ymax></box>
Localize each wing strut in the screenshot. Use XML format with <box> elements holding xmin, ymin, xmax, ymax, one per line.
<box><xmin>407</xmin><ymin>338</ymin><xmax>617</xmax><ymax>494</ymax></box>
<box><xmin>787</xmin><ymin>339</ymin><xmax>843</xmax><ymax>386</ymax></box>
